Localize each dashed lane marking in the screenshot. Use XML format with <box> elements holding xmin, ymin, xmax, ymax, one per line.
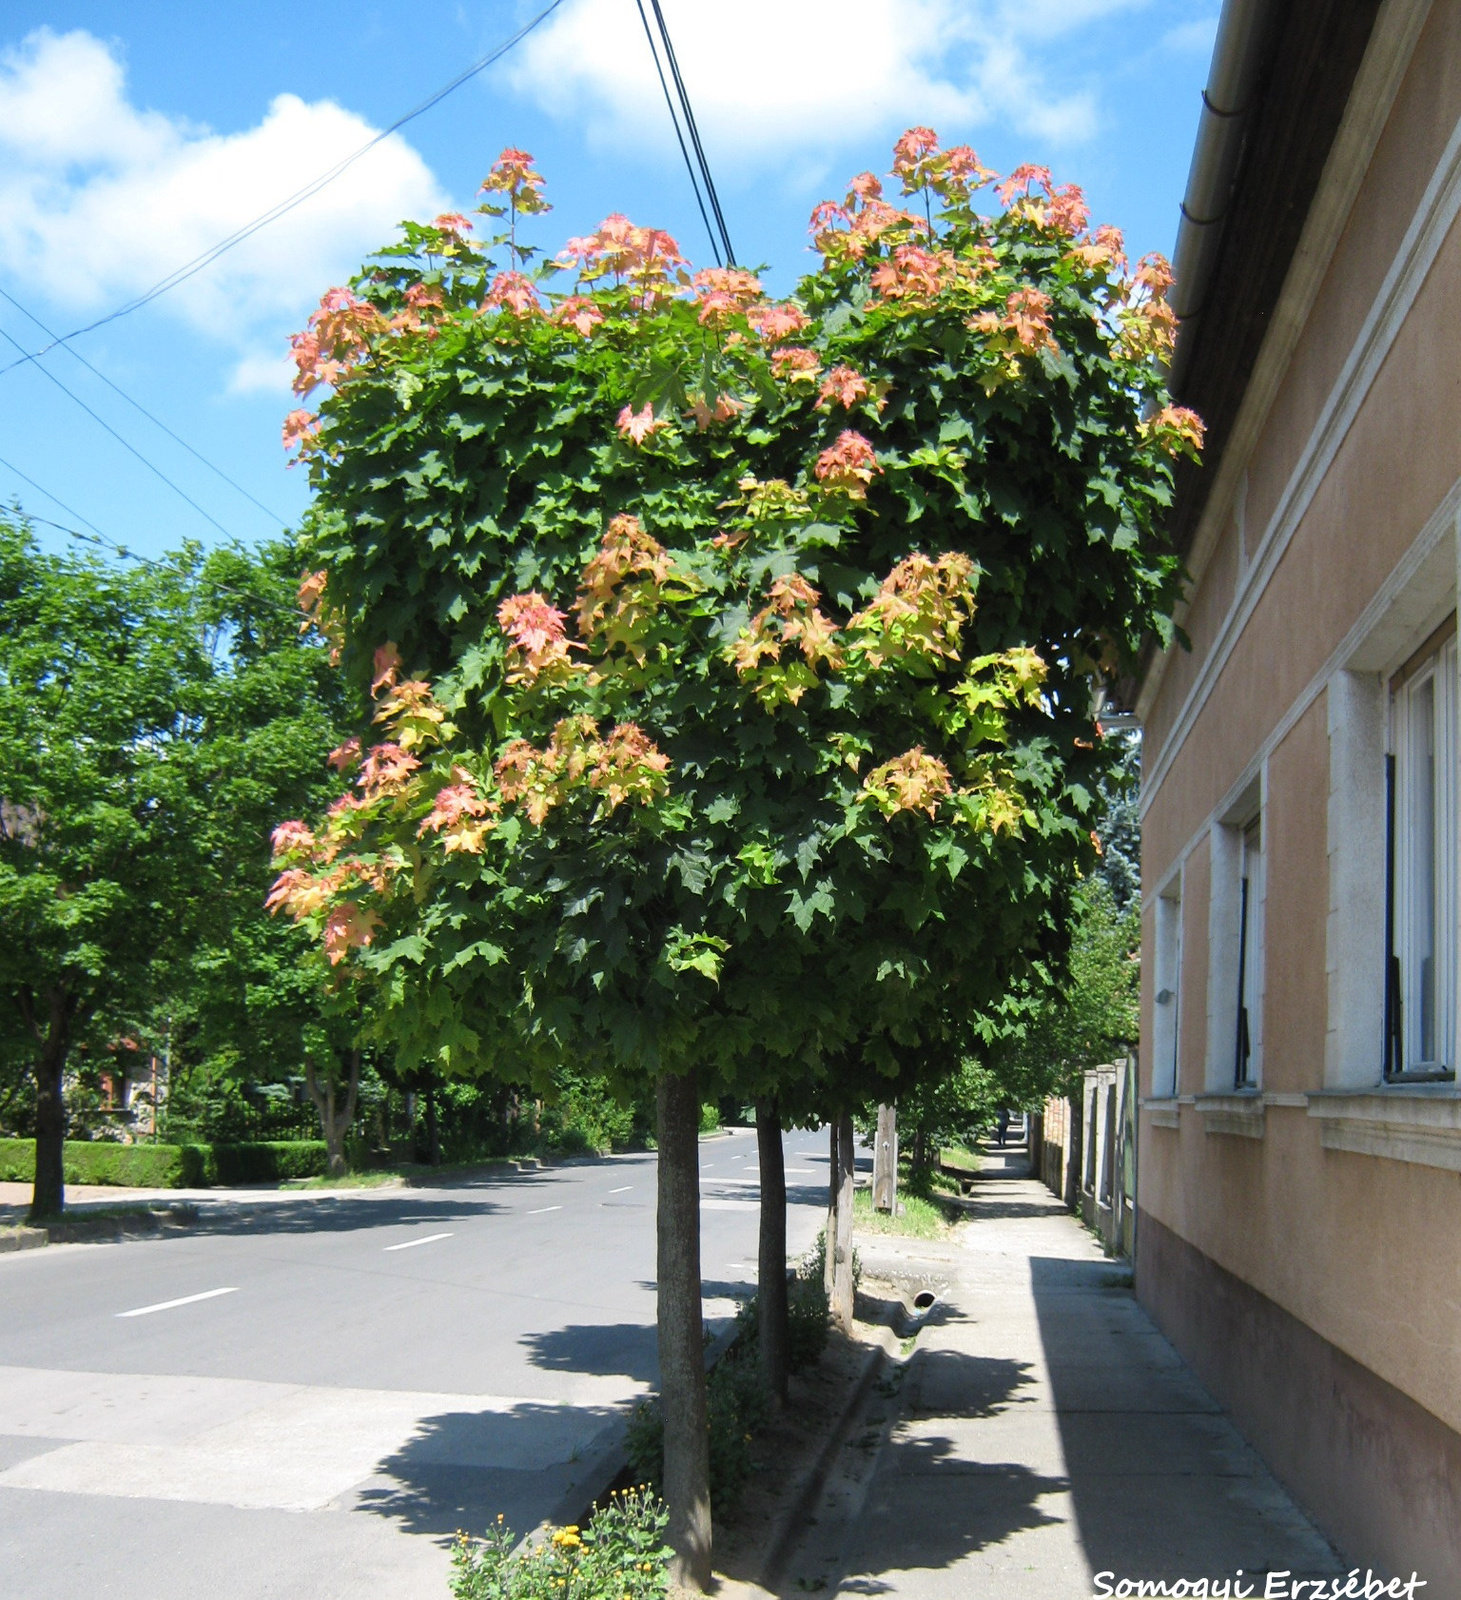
<box><xmin>116</xmin><ymin>1288</ymin><xmax>239</xmax><ymax>1319</ymax></box>
<box><xmin>383</xmin><ymin>1232</ymin><xmax>453</xmax><ymax>1252</ymax></box>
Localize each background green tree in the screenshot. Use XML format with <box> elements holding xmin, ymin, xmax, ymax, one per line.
<box><xmin>0</xmin><ymin>522</ymin><xmax>352</xmax><ymax>1215</ymax></box>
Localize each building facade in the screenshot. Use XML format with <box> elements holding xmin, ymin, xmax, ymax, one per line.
<box><xmin>1136</xmin><ymin>0</ymin><xmax>1461</xmax><ymax>1582</ymax></box>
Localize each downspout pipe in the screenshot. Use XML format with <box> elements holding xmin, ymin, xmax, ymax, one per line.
<box><xmin>1168</xmin><ymin>0</ymin><xmax>1285</xmax><ymax>395</ymax></box>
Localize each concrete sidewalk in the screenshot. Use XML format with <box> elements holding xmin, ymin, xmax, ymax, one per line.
<box><xmin>826</xmin><ymin>1147</ymin><xmax>1345</xmax><ymax>1598</ymax></box>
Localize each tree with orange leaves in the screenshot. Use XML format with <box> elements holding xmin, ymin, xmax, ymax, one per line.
<box><xmin>272</xmin><ymin>132</ymin><xmax>1194</xmax><ymax>1585</ymax></box>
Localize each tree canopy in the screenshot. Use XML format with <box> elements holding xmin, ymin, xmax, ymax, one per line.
<box><xmin>268</xmin><ymin>132</ymin><xmax>1193</xmax><ymax>1583</ymax></box>
<box><xmin>0</xmin><ymin>522</ymin><xmax>349</xmax><ymax>1212</ymax></box>
<box><xmin>271</xmin><ymin>134</ymin><xmax>1192</xmax><ymax>1116</ymax></box>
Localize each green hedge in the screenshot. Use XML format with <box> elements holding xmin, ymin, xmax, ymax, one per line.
<box><xmin>0</xmin><ymin>1138</ymin><xmax>329</xmax><ymax>1188</ymax></box>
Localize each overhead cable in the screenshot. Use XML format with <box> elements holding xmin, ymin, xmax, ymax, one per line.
<box><xmin>0</xmin><ymin>486</ymin><xmax>305</xmax><ymax>627</ymax></box>
<box><xmin>646</xmin><ymin>0</ymin><xmax>735</xmax><ymax>267</ymax></box>
<box><xmin>0</xmin><ymin>0</ymin><xmax>568</xmax><ymax>379</ymax></box>
<box><xmin>0</xmin><ymin>322</ymin><xmax>238</xmax><ymax>540</ymax></box>
<box><xmin>634</xmin><ymin>0</ymin><xmax>721</xmax><ymax>267</ymax></box>
<box><xmin>0</xmin><ymin>286</ymin><xmax>287</xmax><ymax>528</ymax></box>
<box><xmin>0</xmin><ymin>449</ymin><xmax>110</xmax><ymax>541</ymax></box>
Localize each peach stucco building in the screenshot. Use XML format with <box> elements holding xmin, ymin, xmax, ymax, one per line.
<box><xmin>1136</xmin><ymin>0</ymin><xmax>1461</xmax><ymax>1582</ymax></box>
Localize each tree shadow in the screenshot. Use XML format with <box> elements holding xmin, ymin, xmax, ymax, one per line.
<box><xmin>348</xmin><ymin>1397</ymin><xmax>629</xmax><ymax>1541</ymax></box>
<box><xmin>158</xmin><ymin>1193</ymin><xmax>514</xmax><ymax>1237</ymax></box>
<box><xmin>957</xmin><ymin>1198</ymin><xmax>1075</xmax><ymax>1221</ymax></box>
<box><xmin>1028</xmin><ymin>1254</ymin><xmax>1347</xmax><ymax>1582</ymax></box>
<box><xmin>716</xmin><ymin>1346</ymin><xmax>1065</xmax><ymax>1595</ymax></box>
<box><xmin>519</xmin><ymin>1322</ymin><xmax>659</xmax><ymax>1385</ymax></box>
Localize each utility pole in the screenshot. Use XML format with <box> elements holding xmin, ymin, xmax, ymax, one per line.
<box><xmin>873</xmin><ymin>1103</ymin><xmax>898</xmax><ymax>1214</ymax></box>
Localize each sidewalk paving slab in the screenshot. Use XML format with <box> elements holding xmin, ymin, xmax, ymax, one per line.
<box><xmin>810</xmin><ymin>1148</ymin><xmax>1345</xmax><ymax>1600</ymax></box>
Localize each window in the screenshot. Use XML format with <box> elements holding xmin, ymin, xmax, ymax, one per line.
<box><xmin>1386</xmin><ymin>623</ymin><xmax>1457</xmax><ymax>1079</ymax></box>
<box><xmin>1152</xmin><ymin>887</ymin><xmax>1182</xmax><ymax>1096</ymax></box>
<box><xmin>1235</xmin><ymin>817</ymin><xmax>1263</xmax><ymax>1088</ymax></box>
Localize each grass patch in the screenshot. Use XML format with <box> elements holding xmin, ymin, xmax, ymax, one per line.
<box><xmin>939</xmin><ymin>1145</ymin><xmax>982</xmax><ymax>1174</ymax></box>
<box><xmin>284</xmin><ymin>1170</ymin><xmax>405</xmax><ymax>1190</ymax></box>
<box><xmin>852</xmin><ymin>1186</ymin><xmax>950</xmax><ymax>1238</ymax></box>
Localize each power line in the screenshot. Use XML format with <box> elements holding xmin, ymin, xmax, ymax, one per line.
<box><xmin>645</xmin><ymin>0</ymin><xmax>735</xmax><ymax>267</ymax></box>
<box><xmin>0</xmin><ymin>0</ymin><xmax>569</xmax><ymax>380</ymax></box>
<box><xmin>27</xmin><ymin>515</ymin><xmax>309</xmax><ymax>627</ymax></box>
<box><xmin>0</xmin><ymin>285</ymin><xmax>287</xmax><ymax>528</ymax></box>
<box><xmin>0</xmin><ymin>321</ymin><xmax>238</xmax><ymax>540</ymax></box>
<box><xmin>0</xmin><ymin>489</ymin><xmax>305</xmax><ymax>629</ymax></box>
<box><xmin>0</xmin><ymin>450</ymin><xmax>109</xmax><ymax>541</ymax></box>
<box><xmin>634</xmin><ymin>0</ymin><xmax>720</xmax><ymax>268</ymax></box>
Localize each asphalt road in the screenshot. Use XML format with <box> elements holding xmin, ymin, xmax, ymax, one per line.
<box><xmin>0</xmin><ymin>1126</ymin><xmax>836</xmax><ymax>1600</ymax></box>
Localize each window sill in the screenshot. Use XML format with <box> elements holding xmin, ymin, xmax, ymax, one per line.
<box><xmin>1306</xmin><ymin>1087</ymin><xmax>1461</xmax><ymax>1172</ymax></box>
<box><xmin>1193</xmin><ymin>1091</ymin><xmax>1265</xmax><ymax>1139</ymax></box>
<box><xmin>1140</xmin><ymin>1097</ymin><xmax>1181</xmax><ymax>1130</ymax></box>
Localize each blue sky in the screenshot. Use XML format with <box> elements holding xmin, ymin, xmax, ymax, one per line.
<box><xmin>0</xmin><ymin>0</ymin><xmax>1218</xmax><ymax>565</ymax></box>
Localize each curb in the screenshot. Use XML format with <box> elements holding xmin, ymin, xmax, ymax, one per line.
<box><xmin>0</xmin><ymin>1226</ymin><xmax>47</xmax><ymax>1254</ymax></box>
<box><xmin>0</xmin><ymin>1208</ymin><xmax>200</xmax><ymax>1251</ymax></box>
<box><xmin>752</xmin><ymin>1328</ymin><xmax>896</xmax><ymax>1594</ymax></box>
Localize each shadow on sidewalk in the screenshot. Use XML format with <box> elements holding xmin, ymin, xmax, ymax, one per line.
<box><xmin>350</xmin><ymin>1398</ymin><xmax>626</xmax><ymax>1540</ymax></box>
<box><xmin>829</xmin><ymin>1346</ymin><xmax>1068</xmax><ymax>1589</ymax></box>
<box><xmin>1028</xmin><ymin>1250</ymin><xmax>1344</xmax><ymax>1583</ymax></box>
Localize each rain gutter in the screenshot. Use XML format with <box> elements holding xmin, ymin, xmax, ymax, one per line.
<box><xmin>1168</xmin><ymin>0</ymin><xmax>1286</xmax><ymax>397</ymax></box>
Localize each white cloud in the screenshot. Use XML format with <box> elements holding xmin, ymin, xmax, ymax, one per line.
<box><xmin>1161</xmin><ymin>16</ymin><xmax>1220</xmax><ymax>56</ymax></box>
<box><xmin>227</xmin><ymin>350</ymin><xmax>297</xmax><ymax>396</ymax></box>
<box><xmin>0</xmin><ymin>29</ymin><xmax>449</xmax><ymax>344</ymax></box>
<box><xmin>507</xmin><ymin>0</ymin><xmax>1143</xmax><ymax>162</ymax></box>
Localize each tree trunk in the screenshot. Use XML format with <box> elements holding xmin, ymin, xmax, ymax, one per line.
<box><xmin>912</xmin><ymin>1123</ymin><xmax>927</xmax><ymax>1177</ymax></box>
<box><xmin>307</xmin><ymin>1050</ymin><xmax>360</xmax><ymax>1177</ymax></box>
<box><xmin>825</xmin><ymin>1119</ymin><xmax>839</xmax><ymax>1299</ymax></box>
<box><xmin>756</xmin><ymin>1097</ymin><xmax>789</xmax><ymax>1408</ymax></box>
<box><xmin>425</xmin><ymin>1084</ymin><xmax>440</xmax><ymax>1166</ymax></box>
<box><xmin>656</xmin><ymin>1069</ymin><xmax>711</xmax><ymax>1590</ymax></box>
<box><xmin>1064</xmin><ymin>1090</ymin><xmax>1084</xmax><ymax>1213</ymax></box>
<box><xmin>832</xmin><ymin>1113</ymin><xmax>855</xmax><ymax>1331</ymax></box>
<box><xmin>872</xmin><ymin>1103</ymin><xmax>897</xmax><ymax>1213</ymax></box>
<box><xmin>29</xmin><ymin>990</ymin><xmax>70</xmax><ymax>1221</ymax></box>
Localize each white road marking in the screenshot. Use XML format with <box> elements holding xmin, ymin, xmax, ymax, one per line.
<box><xmin>116</xmin><ymin>1288</ymin><xmax>238</xmax><ymax>1320</ymax></box>
<box><xmin>382</xmin><ymin>1232</ymin><xmax>453</xmax><ymax>1252</ymax></box>
<box><xmin>607</xmin><ymin>1185</ymin><xmax>632</xmax><ymax>1194</ymax></box>
<box><xmin>527</xmin><ymin>1205</ymin><xmax>562</xmax><ymax>1214</ymax></box>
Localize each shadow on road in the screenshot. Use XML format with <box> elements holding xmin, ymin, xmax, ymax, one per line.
<box><xmin>351</xmin><ymin>1398</ymin><xmax>627</xmax><ymax>1539</ymax></box>
<box><xmin>186</xmin><ymin>1193</ymin><xmax>518</xmax><ymax>1237</ymax></box>
<box><xmin>520</xmin><ymin>1322</ymin><xmax>658</xmax><ymax>1384</ymax></box>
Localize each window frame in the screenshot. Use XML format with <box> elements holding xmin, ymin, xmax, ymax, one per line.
<box><xmin>1384</xmin><ymin>618</ymin><xmax>1458</xmax><ymax>1084</ymax></box>
<box><xmin>1235</xmin><ymin>816</ymin><xmax>1264</xmax><ymax>1089</ymax></box>
<box><xmin>1152</xmin><ymin>884</ymin><xmax>1182</xmax><ymax>1097</ymax></box>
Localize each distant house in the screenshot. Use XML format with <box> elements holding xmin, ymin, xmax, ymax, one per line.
<box><xmin>1136</xmin><ymin>0</ymin><xmax>1461</xmax><ymax>1583</ymax></box>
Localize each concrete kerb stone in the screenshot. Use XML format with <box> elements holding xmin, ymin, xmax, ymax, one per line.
<box><xmin>0</xmin><ymin>1206</ymin><xmax>199</xmax><ymax>1251</ymax></box>
<box><xmin>748</xmin><ymin>1326</ymin><xmax>900</xmax><ymax>1596</ymax></box>
<box><xmin>0</xmin><ymin>1224</ymin><xmax>47</xmax><ymax>1253</ymax></box>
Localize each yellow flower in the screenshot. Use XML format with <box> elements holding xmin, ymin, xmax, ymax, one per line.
<box><xmin>551</xmin><ymin>1527</ymin><xmax>583</xmax><ymax>1550</ymax></box>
